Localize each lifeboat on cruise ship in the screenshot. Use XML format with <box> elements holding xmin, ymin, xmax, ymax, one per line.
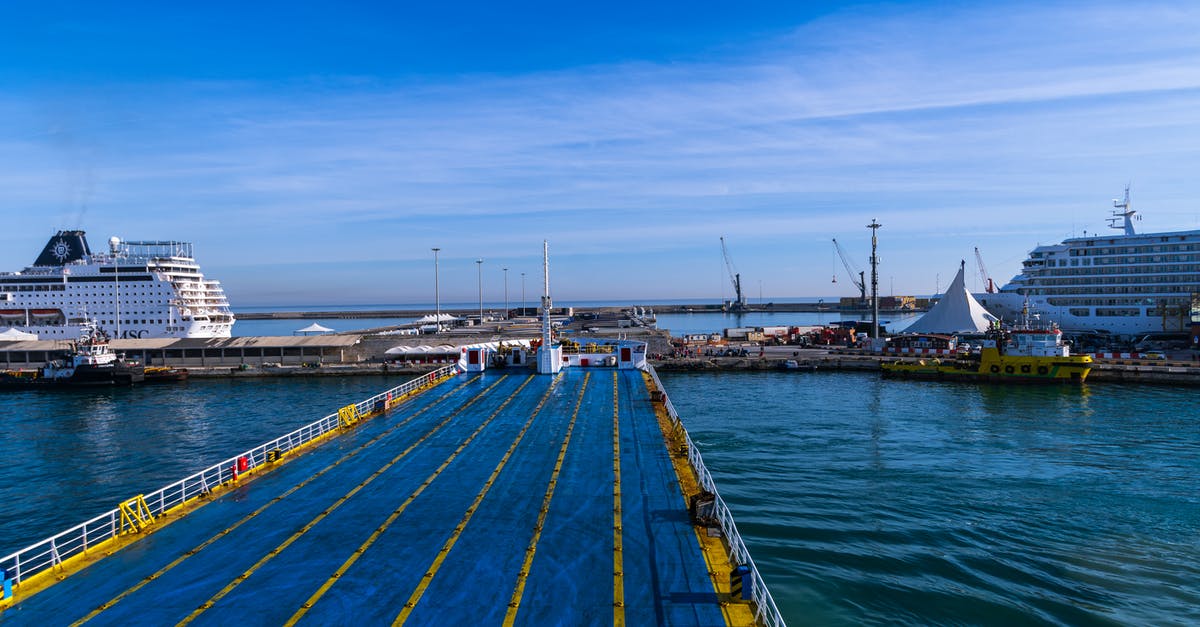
<box><xmin>0</xmin><ymin>309</ymin><xmax>25</xmax><ymax>319</ymax></box>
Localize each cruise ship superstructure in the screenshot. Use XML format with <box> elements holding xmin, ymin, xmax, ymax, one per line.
<box><xmin>977</xmin><ymin>188</ymin><xmax>1200</xmax><ymax>337</ymax></box>
<box><xmin>0</xmin><ymin>231</ymin><xmax>234</xmax><ymax>339</ymax></box>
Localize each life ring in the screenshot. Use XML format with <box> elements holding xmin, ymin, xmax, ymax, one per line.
<box><xmin>989</xmin><ymin>365</ymin><xmax>1001</xmax><ymax>374</ymax></box>
<box><xmin>1037</xmin><ymin>366</ymin><xmax>1049</xmax><ymax>375</ymax></box>
<box><xmin>1004</xmin><ymin>365</ymin><xmax>1015</xmax><ymax>374</ymax></box>
<box><xmin>1020</xmin><ymin>365</ymin><xmax>1031</xmax><ymax>374</ymax></box>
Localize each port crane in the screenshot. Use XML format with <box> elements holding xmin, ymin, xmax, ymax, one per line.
<box><xmin>831</xmin><ymin>238</ymin><xmax>867</xmax><ymax>305</ymax></box>
<box><xmin>974</xmin><ymin>247</ymin><xmax>996</xmax><ymax>293</ymax></box>
<box><xmin>719</xmin><ymin>236</ymin><xmax>747</xmax><ymax>312</ymax></box>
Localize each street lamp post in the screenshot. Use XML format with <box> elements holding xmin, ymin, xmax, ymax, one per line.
<box><xmin>521</xmin><ymin>272</ymin><xmax>526</xmax><ymax>315</ymax></box>
<box><xmin>432</xmin><ymin>247</ymin><xmax>441</xmax><ymax>333</ymax></box>
<box><xmin>476</xmin><ymin>258</ymin><xmax>484</xmax><ymax>326</ymax></box>
<box><xmin>502</xmin><ymin>267</ymin><xmax>509</xmax><ymax>320</ymax></box>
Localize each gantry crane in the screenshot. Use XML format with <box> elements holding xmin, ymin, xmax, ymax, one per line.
<box><xmin>832</xmin><ymin>238</ymin><xmax>867</xmax><ymax>305</ymax></box>
<box><xmin>719</xmin><ymin>236</ymin><xmax>747</xmax><ymax>312</ymax></box>
<box><xmin>974</xmin><ymin>247</ymin><xmax>995</xmax><ymax>293</ymax></box>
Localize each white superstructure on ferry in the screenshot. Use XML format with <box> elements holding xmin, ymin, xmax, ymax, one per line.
<box><xmin>0</xmin><ymin>231</ymin><xmax>234</xmax><ymax>339</ymax></box>
<box><xmin>976</xmin><ymin>188</ymin><xmax>1200</xmax><ymax>337</ymax></box>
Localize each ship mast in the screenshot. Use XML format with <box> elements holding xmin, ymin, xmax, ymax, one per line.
<box><xmin>541</xmin><ymin>240</ymin><xmax>551</xmax><ymax>348</ymax></box>
<box><xmin>1107</xmin><ymin>184</ymin><xmax>1138</xmax><ymax>236</ymax></box>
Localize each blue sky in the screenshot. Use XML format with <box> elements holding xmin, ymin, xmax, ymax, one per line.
<box><xmin>2</xmin><ymin>1</ymin><xmax>1199</xmax><ymax>306</ymax></box>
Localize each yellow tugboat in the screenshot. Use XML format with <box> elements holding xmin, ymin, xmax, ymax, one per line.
<box><xmin>881</xmin><ymin>326</ymin><xmax>1092</xmax><ymax>383</ymax></box>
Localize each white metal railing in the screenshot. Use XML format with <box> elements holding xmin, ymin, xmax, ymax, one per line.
<box><xmin>644</xmin><ymin>365</ymin><xmax>786</xmax><ymax>627</ymax></box>
<box><xmin>0</xmin><ymin>365</ymin><xmax>458</xmax><ymax>593</ymax></box>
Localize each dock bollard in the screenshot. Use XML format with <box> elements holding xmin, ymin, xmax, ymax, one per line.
<box><xmin>729</xmin><ymin>564</ymin><xmax>753</xmax><ymax>601</ymax></box>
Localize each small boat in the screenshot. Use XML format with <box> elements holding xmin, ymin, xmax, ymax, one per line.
<box><xmin>881</xmin><ymin>324</ymin><xmax>1092</xmax><ymax>383</ymax></box>
<box><xmin>37</xmin><ymin>323</ymin><xmax>144</xmax><ymax>386</ymax></box>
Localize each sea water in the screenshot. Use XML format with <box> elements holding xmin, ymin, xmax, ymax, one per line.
<box><xmin>2</xmin><ymin>371</ymin><xmax>1195</xmax><ymax>624</ymax></box>
<box><xmin>662</xmin><ymin>370</ymin><xmax>1200</xmax><ymax>625</ymax></box>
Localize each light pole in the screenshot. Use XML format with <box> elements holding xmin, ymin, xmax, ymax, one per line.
<box><xmin>521</xmin><ymin>272</ymin><xmax>526</xmax><ymax>315</ymax></box>
<box><xmin>868</xmin><ymin>219</ymin><xmax>882</xmax><ymax>339</ymax></box>
<box><xmin>476</xmin><ymin>258</ymin><xmax>484</xmax><ymax>326</ymax></box>
<box><xmin>432</xmin><ymin>247</ymin><xmax>441</xmax><ymax>332</ymax></box>
<box><xmin>502</xmin><ymin>267</ymin><xmax>509</xmax><ymax>320</ymax></box>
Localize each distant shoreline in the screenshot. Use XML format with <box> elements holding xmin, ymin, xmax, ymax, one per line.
<box><xmin>236</xmin><ymin>303</ymin><xmax>926</xmax><ymax>320</ymax></box>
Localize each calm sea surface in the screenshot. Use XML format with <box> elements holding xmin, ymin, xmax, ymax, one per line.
<box><xmin>2</xmin><ymin>371</ymin><xmax>1196</xmax><ymax>625</ymax></box>
<box><xmin>662</xmin><ymin>371</ymin><xmax>1200</xmax><ymax>625</ymax></box>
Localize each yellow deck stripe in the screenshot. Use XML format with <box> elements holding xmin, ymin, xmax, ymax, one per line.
<box><xmin>177</xmin><ymin>375</ymin><xmax>526</xmax><ymax>626</ymax></box>
<box><xmin>70</xmin><ymin>375</ymin><xmax>485</xmax><ymax>627</ymax></box>
<box><xmin>612</xmin><ymin>371</ymin><xmax>625</xmax><ymax>626</ymax></box>
<box><xmin>286</xmin><ymin>374</ymin><xmax>548</xmax><ymax>626</ymax></box>
<box><xmin>392</xmin><ymin>373</ymin><xmax>564</xmax><ymax>625</ymax></box>
<box><xmin>502</xmin><ymin>373</ymin><xmax>590</xmax><ymax>626</ymax></box>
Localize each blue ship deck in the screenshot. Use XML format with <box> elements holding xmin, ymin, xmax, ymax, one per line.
<box><xmin>0</xmin><ymin>369</ymin><xmax>744</xmax><ymax>625</ymax></box>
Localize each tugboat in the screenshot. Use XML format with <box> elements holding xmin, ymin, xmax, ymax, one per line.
<box><xmin>38</xmin><ymin>322</ymin><xmax>145</xmax><ymax>386</ymax></box>
<box><xmin>881</xmin><ymin>321</ymin><xmax>1092</xmax><ymax>383</ymax></box>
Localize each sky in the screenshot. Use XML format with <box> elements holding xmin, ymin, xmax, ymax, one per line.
<box><xmin>2</xmin><ymin>1</ymin><xmax>1199</xmax><ymax>306</ymax></box>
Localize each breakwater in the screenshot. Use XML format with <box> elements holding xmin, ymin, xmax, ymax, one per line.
<box><xmin>236</xmin><ymin>302</ymin><xmax>924</xmax><ymax>320</ymax></box>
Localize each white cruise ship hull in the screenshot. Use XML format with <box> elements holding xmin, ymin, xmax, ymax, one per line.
<box><xmin>0</xmin><ymin>231</ymin><xmax>235</xmax><ymax>340</ymax></box>
<box><xmin>977</xmin><ymin>191</ymin><xmax>1198</xmax><ymax>339</ymax></box>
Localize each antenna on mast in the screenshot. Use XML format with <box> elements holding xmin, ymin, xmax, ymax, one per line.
<box><xmin>1107</xmin><ymin>183</ymin><xmax>1139</xmax><ymax>236</ymax></box>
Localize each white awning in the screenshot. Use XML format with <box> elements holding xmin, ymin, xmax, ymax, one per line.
<box><xmin>294</xmin><ymin>323</ymin><xmax>335</xmax><ymax>335</ymax></box>
<box><xmin>0</xmin><ymin>328</ymin><xmax>37</xmax><ymax>341</ymax></box>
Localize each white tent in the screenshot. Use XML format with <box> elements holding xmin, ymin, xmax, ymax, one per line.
<box><xmin>294</xmin><ymin>323</ymin><xmax>335</xmax><ymax>336</ymax></box>
<box><xmin>385</xmin><ymin>344</ymin><xmax>461</xmax><ymax>357</ymax></box>
<box><xmin>904</xmin><ymin>263</ymin><xmax>999</xmax><ymax>334</ymax></box>
<box><xmin>0</xmin><ymin>328</ymin><xmax>37</xmax><ymax>341</ymax></box>
<box><xmin>413</xmin><ymin>313</ymin><xmax>460</xmax><ymax>324</ymax></box>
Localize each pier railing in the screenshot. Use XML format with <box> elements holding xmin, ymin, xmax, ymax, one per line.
<box><xmin>644</xmin><ymin>365</ymin><xmax>786</xmax><ymax>627</ymax></box>
<box><xmin>0</xmin><ymin>365</ymin><xmax>458</xmax><ymax>597</ymax></box>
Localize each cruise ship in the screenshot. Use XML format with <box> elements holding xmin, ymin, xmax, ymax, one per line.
<box><xmin>0</xmin><ymin>231</ymin><xmax>234</xmax><ymax>339</ymax></box>
<box><xmin>976</xmin><ymin>188</ymin><xmax>1200</xmax><ymax>337</ymax></box>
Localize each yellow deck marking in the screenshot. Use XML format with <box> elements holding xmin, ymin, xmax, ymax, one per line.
<box><xmin>176</xmin><ymin>375</ymin><xmax>528</xmax><ymax>626</ymax></box>
<box><xmin>502</xmin><ymin>373</ymin><xmax>590</xmax><ymax>626</ymax></box>
<box><xmin>392</xmin><ymin>373</ymin><xmax>564</xmax><ymax>625</ymax></box>
<box><xmin>286</xmin><ymin>374</ymin><xmax>550</xmax><ymax>626</ymax></box>
<box><xmin>642</xmin><ymin>372</ymin><xmax>756</xmax><ymax>627</ymax></box>
<box><xmin>612</xmin><ymin>371</ymin><xmax>625</xmax><ymax>626</ymax></box>
<box><xmin>69</xmin><ymin>375</ymin><xmax>486</xmax><ymax>627</ymax></box>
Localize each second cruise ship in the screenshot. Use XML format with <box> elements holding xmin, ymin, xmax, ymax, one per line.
<box><xmin>0</xmin><ymin>231</ymin><xmax>235</xmax><ymax>339</ymax></box>
<box><xmin>977</xmin><ymin>188</ymin><xmax>1200</xmax><ymax>337</ymax></box>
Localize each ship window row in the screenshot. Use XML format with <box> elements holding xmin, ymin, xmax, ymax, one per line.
<box><xmin>1045</xmin><ymin>296</ymin><xmax>1193</xmax><ymax>307</ymax></box>
<box><xmin>1031</xmin><ymin>264</ymin><xmax>1200</xmax><ymax>276</ymax></box>
<box><xmin>1028</xmin><ymin>256</ymin><xmax>1200</xmax><ymax>269</ymax></box>
<box><xmin>1069</xmin><ymin>243</ymin><xmax>1199</xmax><ymax>256</ymax></box>
<box><xmin>1030</xmin><ymin>284</ymin><xmax>1198</xmax><ymax>296</ymax></box>
<box><xmin>3</xmin><ymin>285</ymin><xmax>67</xmax><ymax>292</ymax></box>
<box><xmin>1026</xmin><ymin>275</ymin><xmax>1200</xmax><ymax>287</ymax></box>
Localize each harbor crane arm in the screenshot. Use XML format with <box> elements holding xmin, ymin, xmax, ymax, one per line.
<box><xmin>719</xmin><ymin>236</ymin><xmax>745</xmax><ymax>310</ymax></box>
<box><xmin>832</xmin><ymin>238</ymin><xmax>866</xmax><ymax>303</ymax></box>
<box><xmin>974</xmin><ymin>247</ymin><xmax>995</xmax><ymax>293</ymax></box>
